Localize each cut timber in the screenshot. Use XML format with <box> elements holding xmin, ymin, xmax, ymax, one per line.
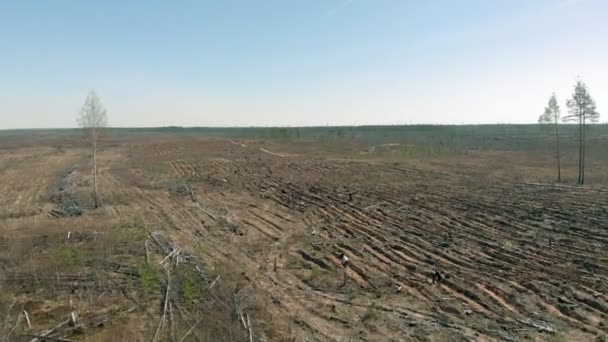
<box><xmin>517</xmin><ymin>319</ymin><xmax>556</xmax><ymax>334</ymax></box>
<box><xmin>178</xmin><ymin>319</ymin><xmax>201</xmax><ymax>342</ymax></box>
<box><xmin>30</xmin><ymin>318</ymin><xmax>71</xmax><ymax>342</ymax></box>
<box><xmin>24</xmin><ymin>310</ymin><xmax>31</xmax><ymax>329</ymax></box>
<box><xmin>144</xmin><ymin>240</ymin><xmax>150</xmax><ymax>265</ymax></box>
<box><xmin>247</xmin><ymin>314</ymin><xmax>253</xmax><ymax>342</ymax></box>
<box><xmin>153</xmin><ymin>272</ymin><xmax>172</xmax><ymax>342</ymax></box>
<box><xmin>210</xmin><ymin>275</ymin><xmax>221</xmax><ymax>289</ymax></box>
<box><xmin>259</xmin><ymin>148</ymin><xmax>286</xmax><ymax>157</ymax></box>
<box><xmin>24</xmin><ymin>334</ymin><xmax>76</xmax><ymax>342</ymax></box>
<box><xmin>195</xmin><ymin>202</ymin><xmax>217</xmax><ymax>221</ymax></box>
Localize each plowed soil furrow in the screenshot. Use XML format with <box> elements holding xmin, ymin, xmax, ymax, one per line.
<box><xmin>4</xmin><ymin>136</ymin><xmax>606</xmax><ymax>341</ymax></box>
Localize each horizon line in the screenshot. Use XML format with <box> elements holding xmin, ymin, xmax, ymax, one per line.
<box><xmin>2</xmin><ymin>122</ymin><xmax>607</xmax><ymax>132</ymax></box>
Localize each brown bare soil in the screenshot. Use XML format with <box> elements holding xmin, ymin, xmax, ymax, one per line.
<box><xmin>1</xmin><ymin>133</ymin><xmax>607</xmax><ymax>341</ymax></box>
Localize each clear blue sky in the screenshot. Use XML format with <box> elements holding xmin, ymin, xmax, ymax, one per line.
<box><xmin>1</xmin><ymin>0</ymin><xmax>607</xmax><ymax>128</ymax></box>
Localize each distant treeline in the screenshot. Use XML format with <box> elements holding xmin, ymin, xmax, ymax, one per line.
<box><xmin>123</xmin><ymin>124</ymin><xmax>608</xmax><ymax>152</ymax></box>
<box><xmin>2</xmin><ymin>124</ymin><xmax>607</xmax><ymax>152</ymax></box>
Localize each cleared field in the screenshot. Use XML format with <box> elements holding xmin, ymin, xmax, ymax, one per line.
<box><xmin>1</xmin><ymin>131</ymin><xmax>607</xmax><ymax>341</ymax></box>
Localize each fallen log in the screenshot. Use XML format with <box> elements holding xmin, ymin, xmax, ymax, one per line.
<box><xmin>30</xmin><ymin>318</ymin><xmax>70</xmax><ymax>342</ymax></box>
<box><xmin>178</xmin><ymin>319</ymin><xmax>201</xmax><ymax>342</ymax></box>
<box><xmin>24</xmin><ymin>334</ymin><xmax>76</xmax><ymax>342</ymax></box>
<box><xmin>517</xmin><ymin>319</ymin><xmax>556</xmax><ymax>334</ymax></box>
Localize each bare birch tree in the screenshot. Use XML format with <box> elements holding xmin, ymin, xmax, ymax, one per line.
<box><xmin>563</xmin><ymin>80</ymin><xmax>599</xmax><ymax>185</ymax></box>
<box><xmin>538</xmin><ymin>93</ymin><xmax>562</xmax><ymax>182</ymax></box>
<box><xmin>77</xmin><ymin>91</ymin><xmax>108</xmax><ymax>208</ymax></box>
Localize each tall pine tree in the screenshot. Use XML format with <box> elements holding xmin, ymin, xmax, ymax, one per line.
<box><xmin>538</xmin><ymin>93</ymin><xmax>562</xmax><ymax>182</ymax></box>
<box><xmin>563</xmin><ymin>81</ymin><xmax>599</xmax><ymax>185</ymax></box>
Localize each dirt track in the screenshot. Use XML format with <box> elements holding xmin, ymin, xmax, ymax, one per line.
<box><xmin>1</xmin><ymin>135</ymin><xmax>607</xmax><ymax>341</ymax></box>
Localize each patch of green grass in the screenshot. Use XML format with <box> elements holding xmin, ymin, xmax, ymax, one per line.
<box><xmin>137</xmin><ymin>262</ymin><xmax>161</xmax><ymax>295</ymax></box>
<box><xmin>548</xmin><ymin>333</ymin><xmax>571</xmax><ymax>342</ymax></box>
<box><xmin>373</xmin><ymin>286</ymin><xmax>386</xmax><ymax>299</ymax></box>
<box><xmin>209</xmin><ymin>261</ymin><xmax>224</xmax><ymax>277</ymax></box>
<box><xmin>127</xmin><ymin>226</ymin><xmax>148</xmax><ymax>242</ymax></box>
<box><xmin>345</xmin><ymin>288</ymin><xmax>358</xmax><ymax>302</ymax></box>
<box><xmin>58</xmin><ymin>246</ymin><xmax>86</xmax><ymax>266</ymax></box>
<box><xmin>397</xmin><ymin>143</ymin><xmax>455</xmax><ymax>157</ymax></box>
<box><xmin>309</xmin><ymin>265</ymin><xmax>320</xmax><ymax>281</ymax></box>
<box><xmin>115</xmin><ymin>220</ymin><xmax>148</xmax><ymax>240</ymax></box>
<box><xmin>362</xmin><ymin>302</ymin><xmax>379</xmax><ymax>321</ymax></box>
<box><xmin>177</xmin><ymin>265</ymin><xmax>201</xmax><ymax>304</ymax></box>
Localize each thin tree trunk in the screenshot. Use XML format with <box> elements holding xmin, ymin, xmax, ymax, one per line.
<box><xmin>554</xmin><ymin>118</ymin><xmax>561</xmax><ymax>182</ymax></box>
<box><xmin>581</xmin><ymin>115</ymin><xmax>586</xmax><ymax>185</ymax></box>
<box><xmin>578</xmin><ymin>115</ymin><xmax>583</xmax><ymax>184</ymax></box>
<box><xmin>93</xmin><ymin>142</ymin><xmax>99</xmax><ymax>208</ymax></box>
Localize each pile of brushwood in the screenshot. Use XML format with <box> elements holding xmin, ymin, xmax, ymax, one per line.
<box><xmin>49</xmin><ymin>168</ymin><xmax>83</xmax><ymax>217</ymax></box>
